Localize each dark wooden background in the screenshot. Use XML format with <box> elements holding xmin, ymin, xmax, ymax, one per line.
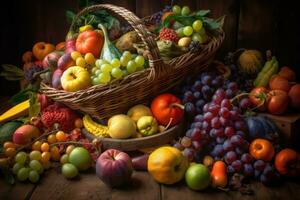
<box><xmin>0</xmin><ymin>0</ymin><xmax>299</xmax><ymax>96</ymax></box>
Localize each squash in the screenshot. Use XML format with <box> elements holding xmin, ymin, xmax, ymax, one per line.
<box><xmin>244</xmin><ymin>115</ymin><xmax>279</xmax><ymax>142</ymax></box>
<box><xmin>0</xmin><ymin>100</ymin><xmax>29</xmax><ymax>124</ymax></box>
<box><xmin>238</xmin><ymin>50</ymin><xmax>264</xmax><ymax>75</ymax></box>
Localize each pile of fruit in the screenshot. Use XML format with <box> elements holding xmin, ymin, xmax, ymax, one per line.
<box><xmin>0</xmin><ymin>3</ymin><xmax>299</xmax><ymax>196</ymax></box>
<box><xmin>0</xmin><ymin>4</ymin><xmax>223</xmax><ymax>94</ymax></box>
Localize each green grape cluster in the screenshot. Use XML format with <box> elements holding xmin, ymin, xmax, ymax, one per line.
<box><xmin>13</xmin><ymin>151</ymin><xmax>44</xmax><ymax>183</ymax></box>
<box><xmin>91</xmin><ymin>51</ymin><xmax>146</xmax><ymax>85</ymax></box>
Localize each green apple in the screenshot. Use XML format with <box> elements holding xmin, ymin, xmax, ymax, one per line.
<box><xmin>69</xmin><ymin>147</ymin><xmax>92</xmax><ymax>171</ymax></box>
<box><xmin>185</xmin><ymin>164</ymin><xmax>211</xmax><ymax>190</ymax></box>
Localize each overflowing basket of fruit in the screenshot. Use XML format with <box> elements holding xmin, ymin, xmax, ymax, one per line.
<box><xmin>39</xmin><ymin>4</ymin><xmax>224</xmax><ymax>120</ymax></box>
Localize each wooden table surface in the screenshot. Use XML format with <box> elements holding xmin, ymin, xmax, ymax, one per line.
<box><xmin>1</xmin><ymin>168</ymin><xmax>300</xmax><ymax>200</ymax></box>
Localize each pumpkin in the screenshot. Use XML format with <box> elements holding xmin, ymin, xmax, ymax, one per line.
<box><xmin>289</xmin><ymin>84</ymin><xmax>300</xmax><ymax>109</ymax></box>
<box><xmin>244</xmin><ymin>115</ymin><xmax>279</xmax><ymax>142</ymax></box>
<box><xmin>269</xmin><ymin>75</ymin><xmax>291</xmax><ymax>92</ymax></box>
<box><xmin>238</xmin><ymin>50</ymin><xmax>264</xmax><ymax>75</ymax></box>
<box><xmin>249</xmin><ymin>138</ymin><xmax>275</xmax><ymax>161</ymax></box>
<box><xmin>32</xmin><ymin>42</ymin><xmax>55</xmax><ymax>60</ymax></box>
<box><xmin>278</xmin><ymin>66</ymin><xmax>296</xmax><ymax>81</ymax></box>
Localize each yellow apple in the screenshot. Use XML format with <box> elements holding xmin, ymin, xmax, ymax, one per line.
<box><xmin>60</xmin><ymin>66</ymin><xmax>91</xmax><ymax>92</ymax></box>
<box><xmin>127</xmin><ymin>104</ymin><xmax>152</xmax><ymax>122</ymax></box>
<box><xmin>108</xmin><ymin>114</ymin><xmax>136</xmax><ymax>139</ymax></box>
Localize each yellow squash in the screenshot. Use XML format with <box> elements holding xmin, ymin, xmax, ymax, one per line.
<box><xmin>0</xmin><ymin>100</ymin><xmax>29</xmax><ymax>123</ymax></box>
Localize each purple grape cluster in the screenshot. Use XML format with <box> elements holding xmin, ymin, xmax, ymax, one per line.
<box><xmin>182</xmin><ymin>73</ymin><xmax>225</xmax><ymax>120</ymax></box>
<box><xmin>254</xmin><ymin>160</ymin><xmax>280</xmax><ymax>186</ymax></box>
<box><xmin>24</xmin><ymin>65</ymin><xmax>44</xmax><ymax>82</ymax></box>
<box><xmin>144</xmin><ymin>5</ymin><xmax>172</xmax><ymax>24</ymax></box>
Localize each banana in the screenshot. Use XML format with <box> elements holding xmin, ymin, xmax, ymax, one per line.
<box><xmin>83</xmin><ymin>115</ymin><xmax>109</xmax><ymax>137</ymax></box>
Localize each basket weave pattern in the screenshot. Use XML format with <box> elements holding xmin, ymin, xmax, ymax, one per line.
<box><xmin>40</xmin><ymin>4</ymin><xmax>225</xmax><ymax>120</ymax></box>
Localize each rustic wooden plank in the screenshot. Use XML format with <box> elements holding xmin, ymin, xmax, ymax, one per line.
<box><xmin>110</xmin><ymin>172</ymin><xmax>161</xmax><ymax>200</ymax></box>
<box><xmin>237</xmin><ymin>0</ymin><xmax>277</xmax><ymax>52</ymax></box>
<box><xmin>103</xmin><ymin>0</ymin><xmax>136</xmax><ymax>12</ymax></box>
<box><xmin>162</xmin><ymin>179</ymin><xmax>300</xmax><ymax>200</ymax></box>
<box><xmin>196</xmin><ymin>0</ymin><xmax>239</xmax><ymax>56</ymax></box>
<box><xmin>30</xmin><ymin>170</ymin><xmax>160</xmax><ymax>200</ymax></box>
<box><xmin>275</xmin><ymin>0</ymin><xmax>300</xmax><ymax>77</ymax></box>
<box><xmin>0</xmin><ymin>178</ymin><xmax>36</xmax><ymax>200</ymax></box>
<box><xmin>135</xmin><ymin>0</ymin><xmax>167</xmax><ymax>18</ymax></box>
<box><xmin>161</xmin><ymin>181</ymin><xmax>232</xmax><ymax>200</ymax></box>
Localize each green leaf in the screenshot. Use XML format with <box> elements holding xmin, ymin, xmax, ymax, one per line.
<box><xmin>203</xmin><ymin>15</ymin><xmax>225</xmax><ymax>31</ymax></box>
<box><xmin>196</xmin><ymin>10</ymin><xmax>210</xmax><ymax>17</ymax></box>
<box><xmin>9</xmin><ymin>83</ymin><xmax>39</xmax><ymax>105</ymax></box>
<box><xmin>28</xmin><ymin>92</ymin><xmax>41</xmax><ymax>119</ymax></box>
<box><xmin>66</xmin><ymin>10</ymin><xmax>76</xmax><ymax>24</ymax></box>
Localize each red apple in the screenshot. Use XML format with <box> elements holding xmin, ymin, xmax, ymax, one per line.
<box><xmin>96</xmin><ymin>149</ymin><xmax>133</xmax><ymax>187</ymax></box>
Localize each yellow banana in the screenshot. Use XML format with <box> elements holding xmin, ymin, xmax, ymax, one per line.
<box><xmin>83</xmin><ymin>115</ymin><xmax>109</xmax><ymax>137</ymax></box>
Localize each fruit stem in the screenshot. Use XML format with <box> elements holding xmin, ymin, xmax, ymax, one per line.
<box><xmin>49</xmin><ymin>141</ymin><xmax>90</xmax><ymax>147</ymax></box>
<box><xmin>171</xmin><ymin>103</ymin><xmax>184</xmax><ymax>110</ymax></box>
<box><xmin>230</xmin><ymin>92</ymin><xmax>250</xmax><ymax>103</ymax></box>
<box><xmin>165</xmin><ymin>118</ymin><xmax>173</xmax><ymax>130</ymax></box>
<box><xmin>16</xmin><ymin>129</ymin><xmax>58</xmax><ymax>153</ymax></box>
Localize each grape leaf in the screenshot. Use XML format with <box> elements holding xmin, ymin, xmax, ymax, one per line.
<box><xmin>196</xmin><ymin>10</ymin><xmax>210</xmax><ymax>17</ymax></box>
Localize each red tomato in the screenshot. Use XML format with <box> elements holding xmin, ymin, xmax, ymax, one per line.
<box><xmin>151</xmin><ymin>93</ymin><xmax>184</xmax><ymax>126</ymax></box>
<box><xmin>76</xmin><ymin>30</ymin><xmax>104</xmax><ymax>57</ymax></box>
<box><xmin>267</xmin><ymin>90</ymin><xmax>289</xmax><ymax>115</ymax></box>
<box><xmin>249</xmin><ymin>87</ymin><xmax>269</xmax><ymax>111</ymax></box>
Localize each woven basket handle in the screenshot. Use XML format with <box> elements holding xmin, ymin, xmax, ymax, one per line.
<box><xmin>68</xmin><ymin>4</ymin><xmax>164</xmax><ymax>74</ymax></box>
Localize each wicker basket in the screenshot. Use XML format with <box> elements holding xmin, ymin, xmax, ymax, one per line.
<box><xmin>40</xmin><ymin>4</ymin><xmax>225</xmax><ymax>120</ymax></box>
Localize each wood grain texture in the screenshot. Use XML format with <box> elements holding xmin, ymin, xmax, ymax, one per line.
<box><xmin>238</xmin><ymin>0</ymin><xmax>277</xmax><ymax>52</ymax></box>
<box><xmin>30</xmin><ymin>170</ymin><xmax>160</xmax><ymax>200</ymax></box>
<box><xmin>196</xmin><ymin>0</ymin><xmax>239</xmax><ymax>55</ymax></box>
<box><xmin>0</xmin><ymin>179</ymin><xmax>35</xmax><ymax>200</ymax></box>
<box><xmin>103</xmin><ymin>0</ymin><xmax>136</xmax><ymax>12</ymax></box>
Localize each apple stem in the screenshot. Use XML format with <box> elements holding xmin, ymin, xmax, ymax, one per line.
<box><xmin>171</xmin><ymin>103</ymin><xmax>185</xmax><ymax>110</ymax></box>
<box><xmin>165</xmin><ymin>118</ymin><xmax>173</xmax><ymax>130</ymax></box>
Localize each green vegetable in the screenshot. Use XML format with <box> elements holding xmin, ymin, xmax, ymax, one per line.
<box><xmin>0</xmin><ymin>121</ymin><xmax>23</xmax><ymax>146</ymax></box>
<box><xmin>254</xmin><ymin>57</ymin><xmax>279</xmax><ymax>87</ymax></box>
<box><xmin>98</xmin><ymin>24</ymin><xmax>122</xmax><ymax>62</ymax></box>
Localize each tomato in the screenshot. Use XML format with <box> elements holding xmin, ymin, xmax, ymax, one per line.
<box><xmin>151</xmin><ymin>93</ymin><xmax>184</xmax><ymax>126</ymax></box>
<box><xmin>267</xmin><ymin>90</ymin><xmax>289</xmax><ymax>115</ymax></box>
<box><xmin>76</xmin><ymin>30</ymin><xmax>104</xmax><ymax>57</ymax></box>
<box><xmin>249</xmin><ymin>87</ymin><xmax>269</xmax><ymax>111</ymax></box>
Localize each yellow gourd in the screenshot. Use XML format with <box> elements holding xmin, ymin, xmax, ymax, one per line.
<box><xmin>0</xmin><ymin>100</ymin><xmax>29</xmax><ymax>123</ymax></box>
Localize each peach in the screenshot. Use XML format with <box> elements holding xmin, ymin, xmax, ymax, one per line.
<box><xmin>289</xmin><ymin>84</ymin><xmax>300</xmax><ymax>109</ymax></box>
<box><xmin>269</xmin><ymin>75</ymin><xmax>291</xmax><ymax>92</ymax></box>
<box><xmin>13</xmin><ymin>125</ymin><xmax>40</xmax><ymax>145</ymax></box>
